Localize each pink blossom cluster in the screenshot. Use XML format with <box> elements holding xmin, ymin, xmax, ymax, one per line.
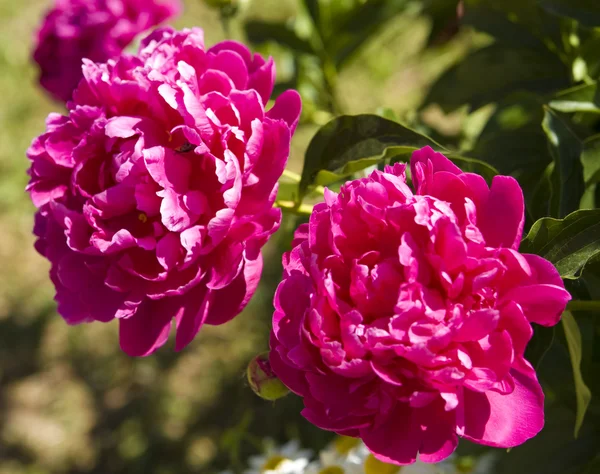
<box><xmin>33</xmin><ymin>0</ymin><xmax>182</xmax><ymax>101</ymax></box>
<box><xmin>270</xmin><ymin>147</ymin><xmax>570</xmax><ymax>464</ymax></box>
<box><xmin>28</xmin><ymin>27</ymin><xmax>301</xmax><ymax>356</ymax></box>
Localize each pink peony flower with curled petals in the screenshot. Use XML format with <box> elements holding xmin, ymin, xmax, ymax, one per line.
<box><xmin>269</xmin><ymin>146</ymin><xmax>571</xmax><ymax>465</ymax></box>
<box><xmin>33</xmin><ymin>0</ymin><xmax>182</xmax><ymax>102</ymax></box>
<box><xmin>28</xmin><ymin>27</ymin><xmax>301</xmax><ymax>356</ymax></box>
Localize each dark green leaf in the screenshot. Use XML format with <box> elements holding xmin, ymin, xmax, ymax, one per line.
<box><xmin>303</xmin><ymin>0</ymin><xmax>320</xmax><ymax>27</ymax></box>
<box><xmin>299</xmin><ymin>114</ymin><xmax>441</xmax><ymax>196</ymax></box>
<box><xmin>244</xmin><ymin>21</ymin><xmax>315</xmax><ymax>55</ymax></box>
<box><xmin>582</xmin><ymin>456</ymin><xmax>600</xmax><ymax>474</ymax></box>
<box><xmin>494</xmin><ymin>406</ymin><xmax>600</xmax><ymax>474</ymax></box>
<box><xmin>424</xmin><ymin>0</ymin><xmax>460</xmax><ymax>46</ymax></box>
<box><xmin>529</xmin><ymin>162</ymin><xmax>559</xmax><ymax>221</ymax></box>
<box><xmin>581</xmin><ymin>34</ymin><xmax>600</xmax><ymax>78</ymax></box>
<box><xmin>470</xmin><ymin>94</ymin><xmax>553</xmax><ymax>220</ymax></box>
<box><xmin>542</xmin><ymin>108</ymin><xmax>585</xmax><ymax>217</ymax></box>
<box><xmin>313</xmin><ymin>157</ymin><xmax>379</xmax><ymax>187</ymax></box>
<box><xmin>472</xmin><ymin>94</ymin><xmax>550</xmax><ymax>174</ymax></box>
<box><xmin>462</xmin><ymin>2</ymin><xmax>546</xmax><ymax>48</ymax></box>
<box><xmin>424</xmin><ymin>45</ymin><xmax>570</xmax><ymax>112</ymax></box>
<box><xmin>326</xmin><ymin>0</ymin><xmax>410</xmax><ymax>68</ymax></box>
<box><xmin>520</xmin><ymin>209</ymin><xmax>600</xmax><ymax>279</ymax></box>
<box><xmin>562</xmin><ymin>311</ymin><xmax>592</xmax><ymax>438</ymax></box>
<box><xmin>549</xmin><ymin>83</ymin><xmax>600</xmax><ymax>113</ymax></box>
<box><xmin>442</xmin><ymin>154</ymin><xmax>499</xmax><ymax>182</ymax></box>
<box><xmin>581</xmin><ymin>134</ymin><xmax>600</xmax><ymax>184</ymax></box>
<box><xmin>526</xmin><ymin>325</ymin><xmax>556</xmax><ymax>370</ymax></box>
<box><xmin>539</xmin><ymin>0</ymin><xmax>600</xmax><ymax>27</ymax></box>
<box><xmin>465</xmin><ymin>0</ymin><xmax>561</xmax><ymax>43</ymax></box>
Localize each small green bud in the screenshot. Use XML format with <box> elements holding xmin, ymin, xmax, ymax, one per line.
<box><xmin>247</xmin><ymin>352</ymin><xmax>290</xmax><ymax>401</ymax></box>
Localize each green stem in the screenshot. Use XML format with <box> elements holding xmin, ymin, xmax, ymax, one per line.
<box><xmin>566</xmin><ymin>300</ymin><xmax>600</xmax><ymax>312</ymax></box>
<box><xmin>219</xmin><ymin>9</ymin><xmax>232</xmax><ymax>38</ymax></box>
<box><xmin>281</xmin><ymin>169</ymin><xmax>326</xmax><ymax>196</ymax></box>
<box><xmin>275</xmin><ymin>200</ymin><xmax>314</xmax><ymax>216</ymax></box>
<box><xmin>282</xmin><ymin>169</ymin><xmax>302</xmax><ymax>182</ymax></box>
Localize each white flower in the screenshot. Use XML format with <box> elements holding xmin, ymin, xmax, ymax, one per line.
<box><xmin>305</xmin><ymin>437</ymin><xmax>367</xmax><ymax>474</ymax></box>
<box><xmin>244</xmin><ymin>440</ymin><xmax>312</xmax><ymax>474</ymax></box>
<box><xmin>454</xmin><ymin>452</ymin><xmax>499</xmax><ymax>474</ymax></box>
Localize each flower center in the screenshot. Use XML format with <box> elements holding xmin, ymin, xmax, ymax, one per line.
<box><xmin>333</xmin><ymin>436</ymin><xmax>361</xmax><ymax>455</ymax></box>
<box><xmin>261</xmin><ymin>455</ymin><xmax>286</xmax><ymax>472</ymax></box>
<box><xmin>364</xmin><ymin>454</ymin><xmax>401</xmax><ymax>474</ymax></box>
<box><xmin>319</xmin><ymin>467</ymin><xmax>345</xmax><ymax>474</ymax></box>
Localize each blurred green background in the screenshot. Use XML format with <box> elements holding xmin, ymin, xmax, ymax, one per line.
<box><xmin>0</xmin><ymin>0</ymin><xmax>472</xmax><ymax>472</ymax></box>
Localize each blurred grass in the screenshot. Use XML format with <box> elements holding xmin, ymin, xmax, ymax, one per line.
<box><xmin>0</xmin><ymin>0</ymin><xmax>471</xmax><ymax>472</ymax></box>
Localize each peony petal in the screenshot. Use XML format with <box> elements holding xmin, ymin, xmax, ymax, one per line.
<box><xmin>410</xmin><ymin>146</ymin><xmax>462</xmax><ymax>194</ymax></box>
<box><xmin>478</xmin><ymin>176</ymin><xmax>525</xmax><ymax>249</ymax></box>
<box><xmin>204</xmin><ymin>254</ymin><xmax>263</xmax><ymax>325</ymax></box>
<box><xmin>454</xmin><ymin>309</ymin><xmax>500</xmax><ymax>342</ymax></box>
<box><xmin>361</xmin><ymin>404</ymin><xmax>423</xmax><ymax>465</ymax></box>
<box><xmin>418</xmin><ymin>401</ymin><xmax>459</xmax><ymax>463</ymax></box>
<box><xmin>119</xmin><ymin>296</ymin><xmax>181</xmax><ymax>357</ymax></box>
<box><xmin>105</xmin><ymin>116</ymin><xmax>142</xmax><ymax>138</ymax></box>
<box><xmin>156</xmin><ymin>232</ymin><xmax>182</xmax><ymax>271</ymax></box>
<box><xmin>462</xmin><ymin>369</ymin><xmax>545</xmax><ymax>447</ymax></box>
<box><xmin>267</xmin><ymin>89</ymin><xmax>302</xmax><ymax>133</ymax></box>
<box><xmin>502</xmin><ymin>283</ymin><xmax>571</xmax><ymax>327</ymax></box>
<box><xmin>269</xmin><ymin>343</ymin><xmax>309</xmax><ymax>395</ymax></box>
<box><xmin>174</xmin><ymin>285</ymin><xmax>211</xmax><ymax>351</ymax></box>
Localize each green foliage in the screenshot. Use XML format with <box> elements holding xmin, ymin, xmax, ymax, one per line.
<box><xmin>243</xmin><ymin>0</ymin><xmax>412</xmax><ymax>118</ymax></box>
<box><xmin>244</xmin><ymin>20</ymin><xmax>315</xmax><ymax>54</ymax></box>
<box><xmin>298</xmin><ymin>114</ymin><xmax>441</xmax><ymax>196</ymax></box>
<box><xmin>521</xmin><ymin>209</ymin><xmax>600</xmax><ymax>279</ymax></box>
<box><xmin>562</xmin><ymin>311</ymin><xmax>592</xmax><ymax>438</ymax></box>
<box><xmin>424</xmin><ymin>45</ymin><xmax>570</xmax><ymax>112</ymax></box>
<box><xmin>539</xmin><ymin>0</ymin><xmax>600</xmax><ymax>27</ymax></box>
<box><xmin>542</xmin><ymin>108</ymin><xmax>585</xmax><ymax>217</ymax></box>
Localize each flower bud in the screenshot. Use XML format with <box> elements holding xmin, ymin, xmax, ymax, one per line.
<box><xmin>247</xmin><ymin>352</ymin><xmax>289</xmax><ymax>401</ymax></box>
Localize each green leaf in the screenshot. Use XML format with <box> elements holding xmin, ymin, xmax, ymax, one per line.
<box><xmin>303</xmin><ymin>0</ymin><xmax>320</xmax><ymax>27</ymax></box>
<box><xmin>581</xmin><ymin>134</ymin><xmax>600</xmax><ymax>184</ymax></box>
<box><xmin>549</xmin><ymin>83</ymin><xmax>600</xmax><ymax>113</ymax></box>
<box><xmin>299</xmin><ymin>114</ymin><xmax>441</xmax><ymax>196</ymax></box>
<box><xmin>424</xmin><ymin>45</ymin><xmax>570</xmax><ymax>112</ymax></box>
<box><xmin>539</xmin><ymin>0</ymin><xmax>600</xmax><ymax>27</ymax></box>
<box><xmin>562</xmin><ymin>311</ymin><xmax>592</xmax><ymax>438</ymax></box>
<box><xmin>424</xmin><ymin>0</ymin><xmax>460</xmax><ymax>46</ymax></box>
<box><xmin>313</xmin><ymin>156</ymin><xmax>379</xmax><ymax>187</ymax></box>
<box><xmin>581</xmin><ymin>34</ymin><xmax>600</xmax><ymax>78</ymax></box>
<box><xmin>244</xmin><ymin>21</ymin><xmax>315</xmax><ymax>55</ymax></box>
<box><xmin>472</xmin><ymin>94</ymin><xmax>550</xmax><ymax>174</ymax></box>
<box><xmin>527</xmin><ymin>162</ymin><xmax>556</xmax><ymax>222</ymax></box>
<box><xmin>440</xmin><ymin>154</ymin><xmax>499</xmax><ymax>182</ymax></box>
<box><xmin>525</xmin><ymin>325</ymin><xmax>556</xmax><ymax>370</ymax></box>
<box><xmin>520</xmin><ymin>209</ymin><xmax>600</xmax><ymax>279</ymax></box>
<box><xmin>466</xmin><ymin>0</ymin><xmax>562</xmax><ymax>44</ymax></box>
<box><xmin>325</xmin><ymin>0</ymin><xmax>410</xmax><ymax>68</ymax></box>
<box><xmin>470</xmin><ymin>94</ymin><xmax>553</xmax><ymax>220</ymax></box>
<box><xmin>462</xmin><ymin>2</ymin><xmax>546</xmax><ymax>48</ymax></box>
<box><xmin>542</xmin><ymin>108</ymin><xmax>585</xmax><ymax>217</ymax></box>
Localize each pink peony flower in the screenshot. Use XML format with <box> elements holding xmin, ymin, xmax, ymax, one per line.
<box><xmin>28</xmin><ymin>27</ymin><xmax>301</xmax><ymax>356</ymax></box>
<box><xmin>269</xmin><ymin>147</ymin><xmax>571</xmax><ymax>464</ymax></box>
<box><xmin>33</xmin><ymin>0</ymin><xmax>182</xmax><ymax>102</ymax></box>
